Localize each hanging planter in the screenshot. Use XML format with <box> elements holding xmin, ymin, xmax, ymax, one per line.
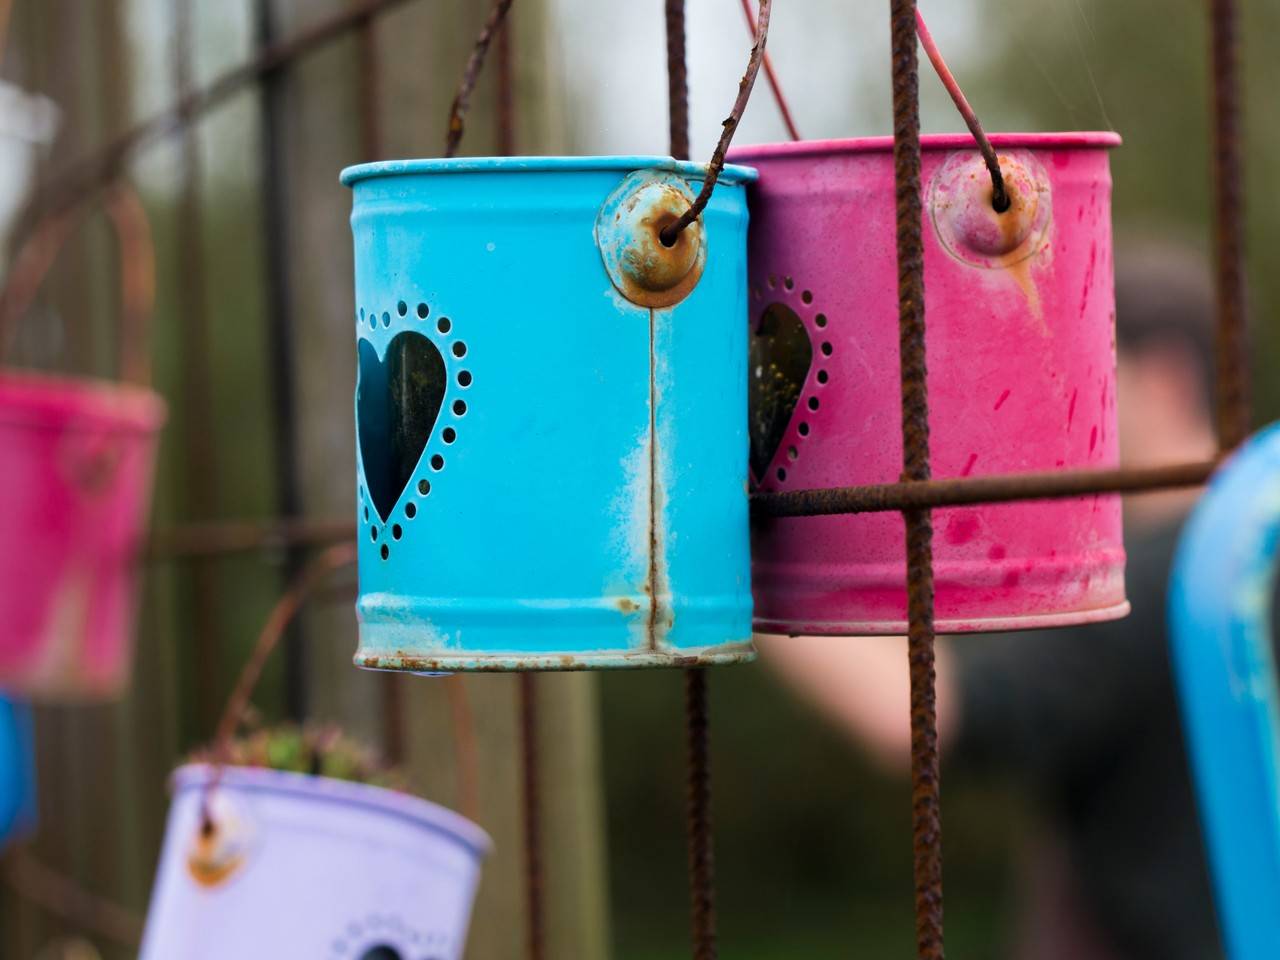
<box><xmin>732</xmin><ymin>133</ymin><xmax>1127</xmax><ymax>633</ymax></box>
<box><xmin>140</xmin><ymin>758</ymin><xmax>490</xmax><ymax>960</ymax></box>
<box><xmin>341</xmin><ymin>157</ymin><xmax>758</xmax><ymax>670</ymax></box>
<box><xmin>0</xmin><ymin>186</ymin><xmax>165</xmax><ymax>697</ymax></box>
<box><xmin>142</xmin><ymin>548</ymin><xmax>490</xmax><ymax>959</ymax></box>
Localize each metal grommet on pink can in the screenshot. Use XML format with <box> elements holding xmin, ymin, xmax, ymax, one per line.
<box><xmin>930</xmin><ymin>151</ymin><xmax>1052</xmax><ymax>268</ymax></box>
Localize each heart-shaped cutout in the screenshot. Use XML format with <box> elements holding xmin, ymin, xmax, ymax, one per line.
<box><xmin>358</xmin><ymin>332</ymin><xmax>446</xmax><ymax>522</ymax></box>
<box><xmin>748</xmin><ymin>302</ymin><xmax>813</xmax><ymax>483</ymax></box>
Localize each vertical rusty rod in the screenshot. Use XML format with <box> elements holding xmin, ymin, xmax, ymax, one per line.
<box><xmin>173</xmin><ymin>0</ymin><xmax>224</xmax><ymax>738</ymax></box>
<box><xmin>518</xmin><ymin>674</ymin><xmax>545</xmax><ymax>960</ymax></box>
<box><xmin>684</xmin><ymin>668</ymin><xmax>717</xmax><ymax>960</ymax></box>
<box><xmin>255</xmin><ymin>0</ymin><xmax>308</xmax><ymax>721</ymax></box>
<box><xmin>666</xmin><ymin>3</ymin><xmax>719</xmax><ymax>957</ymax></box>
<box><xmin>665</xmin><ymin>0</ymin><xmax>690</xmax><ymax>161</ymax></box>
<box><xmin>354</xmin><ymin>2</ymin><xmax>405</xmax><ymax>764</ymax></box>
<box><xmin>495</xmin><ymin>21</ymin><xmax>544</xmax><ymax>960</ymax></box>
<box><xmin>1209</xmin><ymin>0</ymin><xmax>1250</xmax><ymax>450</ymax></box>
<box><xmin>890</xmin><ymin>0</ymin><xmax>945</xmax><ymax>957</ymax></box>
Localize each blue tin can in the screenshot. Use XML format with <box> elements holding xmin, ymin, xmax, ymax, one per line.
<box><xmin>0</xmin><ymin>698</ymin><xmax>36</xmax><ymax>847</ymax></box>
<box><xmin>1169</xmin><ymin>423</ymin><xmax>1280</xmax><ymax>960</ymax></box>
<box><xmin>340</xmin><ymin>157</ymin><xmax>757</xmax><ymax>671</ymax></box>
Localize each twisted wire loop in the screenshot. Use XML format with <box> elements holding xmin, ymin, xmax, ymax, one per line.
<box><xmin>737</xmin><ymin>0</ymin><xmax>800</xmax><ymax>141</ymax></box>
<box><xmin>666</xmin><ymin>0</ymin><xmax>691</xmax><ymax>160</ymax></box>
<box><xmin>660</xmin><ymin>0</ymin><xmax>773</xmax><ymax>246</ymax></box>
<box><xmin>1209</xmin><ymin>0</ymin><xmax>1250</xmax><ymax>451</ymax></box>
<box><xmin>914</xmin><ymin>10</ymin><xmax>1006</xmax><ymax>212</ymax></box>
<box><xmin>685</xmin><ymin>668</ymin><xmax>718</xmax><ymax>960</ymax></box>
<box><xmin>891</xmin><ymin>1</ymin><xmax>945</xmax><ymax>957</ymax></box>
<box><xmin>201</xmin><ymin>542</ymin><xmax>358</xmax><ymax>826</ymax></box>
<box><xmin>442</xmin><ymin>0</ymin><xmax>516</xmax><ymax>158</ymax></box>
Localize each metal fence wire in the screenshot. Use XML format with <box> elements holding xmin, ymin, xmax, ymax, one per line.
<box><xmin>2</xmin><ymin>0</ymin><xmax>1252</xmax><ymax>958</ymax></box>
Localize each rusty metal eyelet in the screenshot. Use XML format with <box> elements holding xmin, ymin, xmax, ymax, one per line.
<box><xmin>595</xmin><ymin>170</ymin><xmax>707</xmax><ymax>309</ymax></box>
<box><xmin>930</xmin><ymin>152</ymin><xmax>1052</xmax><ymax>269</ymax></box>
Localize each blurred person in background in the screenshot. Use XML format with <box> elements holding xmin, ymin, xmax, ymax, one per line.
<box><xmin>758</xmin><ymin>244</ymin><xmax>1224</xmax><ymax>960</ymax></box>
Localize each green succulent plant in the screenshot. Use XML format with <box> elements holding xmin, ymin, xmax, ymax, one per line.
<box><xmin>191</xmin><ymin>721</ymin><xmax>406</xmax><ymax>790</ymax></box>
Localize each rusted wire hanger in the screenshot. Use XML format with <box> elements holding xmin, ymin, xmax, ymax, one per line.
<box><xmin>736</xmin><ymin>3</ymin><xmax>1009</xmax><ymax>213</ymax></box>
<box><xmin>661</xmin><ymin>0</ymin><xmax>773</xmax><ymax>246</ymax></box>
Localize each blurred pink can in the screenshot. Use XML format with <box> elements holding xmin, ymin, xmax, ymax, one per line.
<box><xmin>730</xmin><ymin>133</ymin><xmax>1128</xmax><ymax>634</ymax></box>
<box><xmin>0</xmin><ymin>372</ymin><xmax>164</xmax><ymax>697</ymax></box>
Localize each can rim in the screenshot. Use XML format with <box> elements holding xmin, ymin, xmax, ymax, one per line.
<box><xmin>0</xmin><ymin>369</ymin><xmax>166</xmax><ymax>433</ymax></box>
<box><xmin>172</xmin><ymin>763</ymin><xmax>492</xmax><ymax>859</ymax></box>
<box><xmin>728</xmin><ymin>131</ymin><xmax>1122</xmax><ymax>161</ymax></box>
<box><xmin>340</xmin><ymin>155</ymin><xmax>759</xmax><ymax>187</ymax></box>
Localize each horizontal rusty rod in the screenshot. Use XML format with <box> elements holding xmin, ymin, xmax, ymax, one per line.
<box><xmin>25</xmin><ymin>0</ymin><xmax>421</xmax><ymax>222</ymax></box>
<box><xmin>148</xmin><ymin>518</ymin><xmax>356</xmax><ymax>560</ymax></box>
<box><xmin>752</xmin><ymin>460</ymin><xmax>1218</xmax><ymax>518</ymax></box>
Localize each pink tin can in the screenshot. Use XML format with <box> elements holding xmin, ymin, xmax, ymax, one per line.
<box><xmin>0</xmin><ymin>185</ymin><xmax>164</xmax><ymax>697</ymax></box>
<box><xmin>0</xmin><ymin>372</ymin><xmax>164</xmax><ymax>697</ymax></box>
<box><xmin>730</xmin><ymin>133</ymin><xmax>1128</xmax><ymax>634</ymax></box>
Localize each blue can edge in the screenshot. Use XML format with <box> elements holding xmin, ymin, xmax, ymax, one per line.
<box><xmin>340</xmin><ymin>155</ymin><xmax>759</xmax><ymax>187</ymax></box>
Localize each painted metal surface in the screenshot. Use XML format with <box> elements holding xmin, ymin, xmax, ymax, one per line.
<box><xmin>0</xmin><ymin>371</ymin><xmax>165</xmax><ymax>698</ymax></box>
<box><xmin>341</xmin><ymin>157</ymin><xmax>757</xmax><ymax>671</ymax></box>
<box><xmin>0</xmin><ymin>698</ymin><xmax>36</xmax><ymax>847</ymax></box>
<box><xmin>730</xmin><ymin>133</ymin><xmax>1128</xmax><ymax>634</ymax></box>
<box><xmin>140</xmin><ymin>765</ymin><xmax>490</xmax><ymax>960</ymax></box>
<box><xmin>1169</xmin><ymin>423</ymin><xmax>1280</xmax><ymax>960</ymax></box>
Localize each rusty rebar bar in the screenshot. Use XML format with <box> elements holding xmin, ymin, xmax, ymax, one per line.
<box><xmin>495</xmin><ymin>8</ymin><xmax>516</xmax><ymax>156</ymax></box>
<box><xmin>4</xmin><ymin>850</ymin><xmax>144</xmax><ymax>948</ymax></box>
<box><xmin>203</xmin><ymin>543</ymin><xmax>358</xmax><ymax>823</ymax></box>
<box><xmin>666</xmin><ymin>8</ymin><xmax>719</xmax><ymax>956</ymax></box>
<box><xmin>753</xmin><ymin>459</ymin><xmax>1217</xmax><ymax>518</ymax></box>
<box><xmin>661</xmin><ymin>0</ymin><xmax>772</xmax><ymax>245</ymax></box>
<box><xmin>443</xmin><ymin>0</ymin><xmax>516</xmax><ymax>158</ymax></box>
<box><xmin>173</xmin><ymin>0</ymin><xmax>226</xmax><ymax>744</ymax></box>
<box><xmin>447</xmin><ymin>676</ymin><xmax>481</xmax><ymax>824</ymax></box>
<box><xmin>210</xmin><ymin>543</ymin><xmax>359</xmax><ymax>764</ymax></box>
<box><xmin>685</xmin><ymin>668</ymin><xmax>717</xmax><ymax>960</ymax></box>
<box><xmin>738</xmin><ymin>0</ymin><xmax>800</xmax><ymax>141</ymax></box>
<box><xmin>915</xmin><ymin>11</ymin><xmax>1006</xmax><ymax>212</ymax></box>
<box><xmin>1209</xmin><ymin>0</ymin><xmax>1250</xmax><ymax>450</ymax></box>
<box><xmin>891</xmin><ymin>1</ymin><xmax>945</xmax><ymax>957</ymax></box>
<box><xmin>518</xmin><ymin>673</ymin><xmax>545</xmax><ymax>960</ymax></box>
<box><xmin>148</xmin><ymin>517</ymin><xmax>356</xmax><ymax>560</ymax></box>
<box><xmin>255</xmin><ymin>0</ymin><xmax>309</xmax><ymax>724</ymax></box>
<box><xmin>665</xmin><ymin>0</ymin><xmax>690</xmax><ymax>160</ymax></box>
<box><xmin>354</xmin><ymin>0</ymin><xmax>383</xmax><ymax>164</ymax></box>
<box><xmin>350</xmin><ymin>0</ymin><xmax>404</xmax><ymax>767</ymax></box>
<box><xmin>24</xmin><ymin>0</ymin><xmax>421</xmax><ymax>225</ymax></box>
